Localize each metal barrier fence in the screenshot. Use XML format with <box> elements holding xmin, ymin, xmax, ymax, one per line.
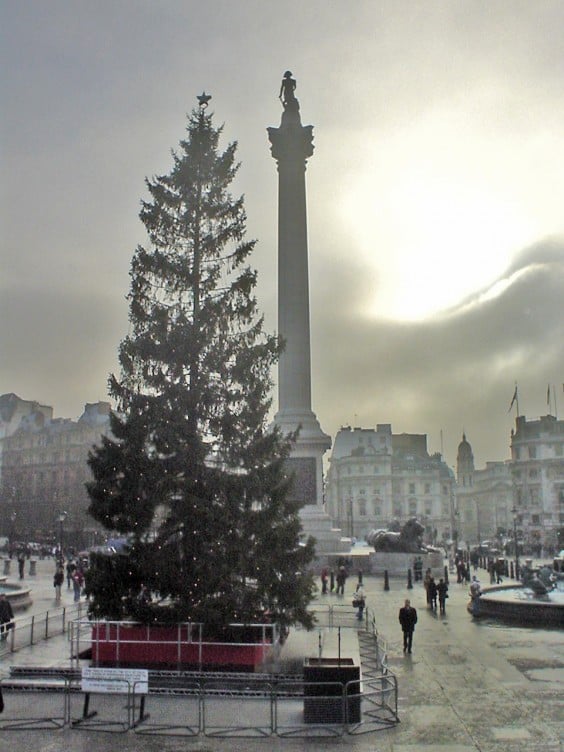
<box><xmin>69</xmin><ymin>618</ymin><xmax>279</xmax><ymax>671</ymax></box>
<box><xmin>0</xmin><ymin>672</ymin><xmax>397</xmax><ymax>737</ymax></box>
<box><xmin>0</xmin><ymin>605</ymin><xmax>398</xmax><ymax>738</ymax></box>
<box><xmin>0</xmin><ymin>602</ymin><xmax>87</xmax><ymax>658</ymax></box>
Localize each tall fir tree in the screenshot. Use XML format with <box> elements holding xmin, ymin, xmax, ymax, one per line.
<box><xmin>86</xmin><ymin>99</ymin><xmax>315</xmax><ymax>630</ymax></box>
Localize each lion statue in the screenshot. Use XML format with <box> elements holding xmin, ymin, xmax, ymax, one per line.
<box><xmin>366</xmin><ymin>518</ymin><xmax>428</xmax><ymax>553</ymax></box>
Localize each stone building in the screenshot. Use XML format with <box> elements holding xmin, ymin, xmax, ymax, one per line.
<box><xmin>0</xmin><ymin>393</ymin><xmax>53</xmax><ymax>484</ymax></box>
<box><xmin>0</xmin><ymin>396</ymin><xmax>111</xmax><ymax>547</ymax></box>
<box><xmin>325</xmin><ymin>425</ymin><xmax>455</xmax><ymax>544</ymax></box>
<box><xmin>454</xmin><ymin>432</ymin><xmax>513</xmax><ymax>547</ymax></box>
<box><xmin>510</xmin><ymin>414</ymin><xmax>564</xmax><ymax>555</ymax></box>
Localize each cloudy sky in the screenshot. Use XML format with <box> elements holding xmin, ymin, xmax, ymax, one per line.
<box><xmin>1</xmin><ymin>1</ymin><xmax>563</xmax><ymax>469</ymax></box>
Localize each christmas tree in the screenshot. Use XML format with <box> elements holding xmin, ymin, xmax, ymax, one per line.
<box><xmin>86</xmin><ymin>96</ymin><xmax>316</xmax><ymax>630</ymax></box>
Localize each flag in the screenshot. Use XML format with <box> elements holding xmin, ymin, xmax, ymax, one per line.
<box><xmin>508</xmin><ymin>385</ymin><xmax>518</xmax><ymax>412</ymax></box>
<box><xmin>547</xmin><ymin>384</ymin><xmax>551</xmax><ymax>406</ymax></box>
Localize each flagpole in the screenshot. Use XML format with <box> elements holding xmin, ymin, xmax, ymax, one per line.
<box><xmin>515</xmin><ymin>384</ymin><xmax>520</xmax><ymax>417</ymax></box>
<box><xmin>554</xmin><ymin>384</ymin><xmax>558</xmax><ymax>418</ymax></box>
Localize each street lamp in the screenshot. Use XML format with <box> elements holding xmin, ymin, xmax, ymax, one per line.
<box><xmin>453</xmin><ymin>509</ymin><xmax>460</xmax><ymax>554</ymax></box>
<box><xmin>511</xmin><ymin>506</ymin><xmax>520</xmax><ymax>579</ymax></box>
<box><xmin>348</xmin><ymin>497</ymin><xmax>354</xmax><ymax>539</ymax></box>
<box><xmin>10</xmin><ymin>511</ymin><xmax>17</xmax><ymax>553</ymax></box>
<box><xmin>474</xmin><ymin>499</ymin><xmax>481</xmax><ymax>549</ymax></box>
<box><xmin>57</xmin><ymin>511</ymin><xmax>67</xmax><ymax>557</ymax></box>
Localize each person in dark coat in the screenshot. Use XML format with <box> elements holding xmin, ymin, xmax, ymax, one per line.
<box><xmin>398</xmin><ymin>598</ymin><xmax>417</xmax><ymax>653</ymax></box>
<box><xmin>0</xmin><ymin>593</ymin><xmax>14</xmax><ymax>640</ymax></box>
<box><xmin>437</xmin><ymin>578</ymin><xmax>449</xmax><ymax>614</ymax></box>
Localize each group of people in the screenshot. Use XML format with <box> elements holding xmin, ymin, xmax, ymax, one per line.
<box><xmin>320</xmin><ymin>563</ymin><xmax>351</xmax><ymax>596</ymax></box>
<box><xmin>53</xmin><ymin>557</ymin><xmax>86</xmax><ymax>603</ymax></box>
<box><xmin>423</xmin><ymin>568</ymin><xmax>449</xmax><ymax>614</ymax></box>
<box><xmin>319</xmin><ymin>560</ymin><xmax>455</xmax><ymax>645</ymax></box>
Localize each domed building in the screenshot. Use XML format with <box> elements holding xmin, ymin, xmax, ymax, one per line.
<box><xmin>454</xmin><ymin>432</ymin><xmax>512</xmax><ymax>548</ymax></box>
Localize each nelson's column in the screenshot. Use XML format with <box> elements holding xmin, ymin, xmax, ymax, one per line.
<box><xmin>268</xmin><ymin>72</ymin><xmax>344</xmax><ymax>555</ymax></box>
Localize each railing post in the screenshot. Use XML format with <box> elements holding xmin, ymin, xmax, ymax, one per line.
<box><xmin>45</xmin><ymin>610</ymin><xmax>49</xmax><ymax>640</ymax></box>
<box><xmin>30</xmin><ymin>614</ymin><xmax>35</xmax><ymax>645</ymax></box>
<box><xmin>62</xmin><ymin>607</ymin><xmax>66</xmax><ymax>634</ymax></box>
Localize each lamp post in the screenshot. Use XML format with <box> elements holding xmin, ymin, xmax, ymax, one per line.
<box><xmin>474</xmin><ymin>499</ymin><xmax>481</xmax><ymax>550</ymax></box>
<box><xmin>57</xmin><ymin>511</ymin><xmax>67</xmax><ymax>558</ymax></box>
<box><xmin>453</xmin><ymin>509</ymin><xmax>460</xmax><ymax>555</ymax></box>
<box><xmin>511</xmin><ymin>506</ymin><xmax>520</xmax><ymax>579</ymax></box>
<box><xmin>10</xmin><ymin>511</ymin><xmax>17</xmax><ymax>554</ymax></box>
<box><xmin>349</xmin><ymin>497</ymin><xmax>354</xmax><ymax>540</ymax></box>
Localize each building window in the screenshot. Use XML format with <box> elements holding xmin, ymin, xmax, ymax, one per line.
<box><xmin>514</xmin><ymin>447</ymin><xmax>520</xmax><ymax>459</ymax></box>
<box><xmin>409</xmin><ymin>483</ymin><xmax>415</xmax><ymax>494</ymax></box>
<box><xmin>393</xmin><ymin>505</ymin><xmax>402</xmax><ymax>517</ymax></box>
<box><xmin>373</xmin><ymin>503</ymin><xmax>381</xmax><ymax>516</ymax></box>
<box><xmin>409</xmin><ymin>499</ymin><xmax>417</xmax><ymax>515</ymax></box>
<box><xmin>528</xmin><ymin>446</ymin><xmax>536</xmax><ymax>459</ymax></box>
<box><xmin>359</xmin><ymin>500</ymin><xmax>367</xmax><ymax>516</ymax></box>
<box><xmin>424</xmin><ymin>483</ymin><xmax>431</xmax><ymax>494</ymax></box>
<box><xmin>529</xmin><ymin>469</ymin><xmax>538</xmax><ymax>479</ymax></box>
<box><xmin>442</xmin><ymin>485</ymin><xmax>448</xmax><ymax>495</ymax></box>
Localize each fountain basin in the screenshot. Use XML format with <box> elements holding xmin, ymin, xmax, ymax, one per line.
<box><xmin>469</xmin><ymin>583</ymin><xmax>564</xmax><ymax>627</ymax></box>
<box><xmin>0</xmin><ymin>581</ymin><xmax>32</xmax><ymax>611</ymax></box>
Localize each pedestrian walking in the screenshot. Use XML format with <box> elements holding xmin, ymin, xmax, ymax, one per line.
<box><xmin>353</xmin><ymin>583</ymin><xmax>366</xmax><ymax>620</ymax></box>
<box><xmin>53</xmin><ymin>566</ymin><xmax>64</xmax><ymax>603</ymax></box>
<box><xmin>413</xmin><ymin>556</ymin><xmax>423</xmax><ymax>582</ymax></box>
<box><xmin>72</xmin><ymin>569</ymin><xmax>84</xmax><ymax>602</ymax></box>
<box><xmin>398</xmin><ymin>598</ymin><xmax>417</xmax><ymax>653</ymax></box>
<box><xmin>18</xmin><ymin>552</ymin><xmax>25</xmax><ymax>580</ymax></box>
<box><xmin>423</xmin><ymin>568</ymin><xmax>432</xmax><ymax>605</ymax></box>
<box><xmin>320</xmin><ymin>567</ymin><xmax>329</xmax><ymax>594</ymax></box>
<box><xmin>437</xmin><ymin>577</ymin><xmax>448</xmax><ymax>614</ymax></box>
<box><xmin>66</xmin><ymin>558</ymin><xmax>76</xmax><ymax>589</ymax></box>
<box><xmin>336</xmin><ymin>564</ymin><xmax>347</xmax><ymax>595</ymax></box>
<box><xmin>0</xmin><ymin>593</ymin><xmax>14</xmax><ymax>640</ymax></box>
<box><xmin>428</xmin><ymin>576</ymin><xmax>438</xmax><ymax>611</ymax></box>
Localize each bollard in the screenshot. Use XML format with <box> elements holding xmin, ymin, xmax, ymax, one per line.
<box><xmin>29</xmin><ymin>559</ymin><xmax>37</xmax><ymax>576</ymax></box>
<box><xmin>384</xmin><ymin>570</ymin><xmax>390</xmax><ymax>591</ymax></box>
<box><xmin>510</xmin><ymin>561</ymin><xmax>515</xmax><ymax>579</ymax></box>
<box><xmin>407</xmin><ymin>568</ymin><xmax>413</xmax><ymax>589</ymax></box>
<box><xmin>444</xmin><ymin>565</ymin><xmax>449</xmax><ymax>585</ymax></box>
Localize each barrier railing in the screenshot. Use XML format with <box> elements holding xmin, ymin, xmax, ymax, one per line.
<box><xmin>0</xmin><ymin>602</ymin><xmax>87</xmax><ymax>657</ymax></box>
<box><xmin>69</xmin><ymin>618</ymin><xmax>279</xmax><ymax>671</ymax></box>
<box><xmin>1</xmin><ymin>645</ymin><xmax>398</xmax><ymax>738</ymax></box>
<box><xmin>1</xmin><ymin>604</ymin><xmax>398</xmax><ymax>737</ymax></box>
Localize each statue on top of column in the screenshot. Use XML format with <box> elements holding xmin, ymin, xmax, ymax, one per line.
<box><xmin>279</xmin><ymin>71</ymin><xmax>299</xmax><ymax>112</ymax></box>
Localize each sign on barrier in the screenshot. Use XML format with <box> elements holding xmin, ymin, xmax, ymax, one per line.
<box><xmin>81</xmin><ymin>667</ymin><xmax>148</xmax><ymax>695</ymax></box>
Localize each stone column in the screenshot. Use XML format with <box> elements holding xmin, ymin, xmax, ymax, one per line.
<box><xmin>268</xmin><ymin>77</ymin><xmax>345</xmax><ymax>556</ymax></box>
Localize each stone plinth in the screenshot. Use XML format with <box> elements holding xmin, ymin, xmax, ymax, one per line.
<box><xmin>368</xmin><ymin>550</ymin><xmax>443</xmax><ymax>577</ymax></box>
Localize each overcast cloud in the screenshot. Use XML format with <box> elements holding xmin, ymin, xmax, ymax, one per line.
<box><xmin>1</xmin><ymin>1</ymin><xmax>563</xmax><ymax>469</ymax></box>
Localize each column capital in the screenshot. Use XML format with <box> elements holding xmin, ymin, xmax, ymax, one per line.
<box><xmin>267</xmin><ymin>122</ymin><xmax>314</xmax><ymax>163</ymax></box>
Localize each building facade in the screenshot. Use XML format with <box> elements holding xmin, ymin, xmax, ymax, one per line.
<box><xmin>510</xmin><ymin>414</ymin><xmax>564</xmax><ymax>555</ymax></box>
<box><xmin>325</xmin><ymin>425</ymin><xmax>455</xmax><ymax>543</ymax></box>
<box><xmin>0</xmin><ymin>396</ymin><xmax>111</xmax><ymax>548</ymax></box>
<box><xmin>454</xmin><ymin>432</ymin><xmax>513</xmax><ymax>547</ymax></box>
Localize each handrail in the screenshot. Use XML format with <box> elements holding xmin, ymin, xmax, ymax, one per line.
<box><xmin>0</xmin><ymin>601</ymin><xmax>87</xmax><ymax>656</ymax></box>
